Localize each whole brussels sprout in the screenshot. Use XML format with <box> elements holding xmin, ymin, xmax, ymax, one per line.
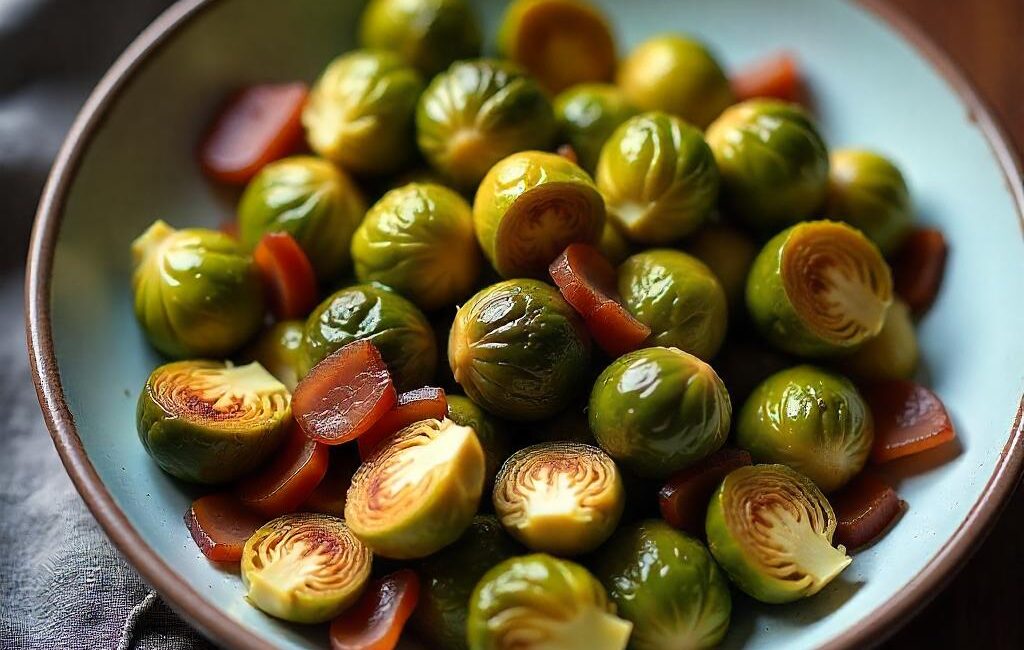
<box><xmin>131</xmin><ymin>220</ymin><xmax>264</xmax><ymax>358</ymax></box>
<box><xmin>468</xmin><ymin>554</ymin><xmax>633</xmax><ymax>650</ymax></box>
<box><xmin>618</xmin><ymin>250</ymin><xmax>728</xmax><ymax>360</ymax></box>
<box><xmin>359</xmin><ymin>0</ymin><xmax>481</xmax><ymax>77</ymax></box>
<box><xmin>826</xmin><ymin>149</ymin><xmax>913</xmax><ymax>255</ymax></box>
<box><xmin>301</xmin><ymin>283</ymin><xmax>437</xmax><ymax>390</ymax></box>
<box><xmin>241</xmin><ymin>320</ymin><xmax>305</xmax><ymax>391</ymax></box>
<box><xmin>617</xmin><ymin>34</ymin><xmax>733</xmax><ymax>129</ymax></box>
<box><xmin>706</xmin><ymin>99</ymin><xmax>829</xmax><ymax>231</ymax></box>
<box><xmin>303</xmin><ymin>50</ymin><xmax>424</xmax><ymax>175</ymax></box>
<box><xmin>737</xmin><ymin>366</ymin><xmax>873</xmax><ymax>492</ymax></box>
<box><xmin>596</xmin><ymin>520</ymin><xmax>731</xmax><ymax>649</ymax></box>
<box><xmin>589</xmin><ymin>347</ymin><xmax>731</xmax><ymax>479</ymax></box>
<box><xmin>237</xmin><ymin>156</ymin><xmax>367</xmax><ymax>282</ymax></box>
<box><xmin>416</xmin><ymin>59</ymin><xmax>556</xmax><ymax>189</ymax></box>
<box><xmin>351</xmin><ymin>183</ymin><xmax>481</xmax><ymax>311</ymax></box>
<box><xmin>596</xmin><ymin>112</ymin><xmax>719</xmax><ymax>244</ymax></box>
<box><xmin>685</xmin><ymin>225</ymin><xmax>759</xmax><ymax>311</ymax></box>
<box><xmin>598</xmin><ymin>221</ymin><xmax>633</xmax><ymax>266</ymax></box>
<box><xmin>137</xmin><ymin>361</ymin><xmax>290</xmax><ymax>484</ymax></box>
<box><xmin>836</xmin><ymin>298</ymin><xmax>919</xmax><ymax>381</ymax></box>
<box><xmin>447</xmin><ymin>394</ymin><xmax>513</xmax><ymax>491</ymax></box>
<box><xmin>474</xmin><ymin>150</ymin><xmax>605</xmax><ymax>278</ymax></box>
<box><xmin>449</xmin><ymin>279</ymin><xmax>591</xmax><ymax>421</ymax></box>
<box><xmin>554</xmin><ymin>83</ymin><xmax>637</xmax><ymax>174</ymax></box>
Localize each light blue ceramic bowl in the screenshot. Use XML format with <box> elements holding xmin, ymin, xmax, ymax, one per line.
<box><xmin>26</xmin><ymin>0</ymin><xmax>1024</xmax><ymax>648</ymax></box>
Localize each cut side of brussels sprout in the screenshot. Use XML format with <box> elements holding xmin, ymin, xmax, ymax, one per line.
<box><xmin>242</xmin><ymin>513</ymin><xmax>372</xmax><ymax>623</ymax></box>
<box><xmin>493</xmin><ymin>442</ymin><xmax>624</xmax><ymax>556</ymax></box>
<box><xmin>185</xmin><ymin>493</ymin><xmax>266</xmax><ymax>563</ymax></box>
<box><xmin>346</xmin><ymin>418</ymin><xmax>484</xmax><ymax>559</ymax></box>
<box><xmin>236</xmin><ymin>424</ymin><xmax>328</xmax><ymax>517</ymax></box>
<box><xmin>357</xmin><ymin>386</ymin><xmax>448</xmax><ymax>459</ymax></box>
<box><xmin>329</xmin><ymin>569</ymin><xmax>420</xmax><ymax>650</ymax></box>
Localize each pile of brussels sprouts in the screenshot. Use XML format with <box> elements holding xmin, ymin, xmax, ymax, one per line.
<box><xmin>128</xmin><ymin>0</ymin><xmax>952</xmax><ymax>648</ymax></box>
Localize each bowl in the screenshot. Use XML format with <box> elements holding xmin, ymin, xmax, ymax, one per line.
<box><xmin>25</xmin><ymin>0</ymin><xmax>1024</xmax><ymax>648</ymax></box>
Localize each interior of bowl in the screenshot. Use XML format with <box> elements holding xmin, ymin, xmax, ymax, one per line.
<box><xmin>37</xmin><ymin>0</ymin><xmax>1024</xmax><ymax>648</ymax></box>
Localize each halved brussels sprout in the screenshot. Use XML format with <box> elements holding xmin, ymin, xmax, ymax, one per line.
<box><xmin>237</xmin><ymin>156</ymin><xmax>367</xmax><ymax>282</ymax></box>
<box><xmin>352</xmin><ymin>182</ymin><xmax>481</xmax><ymax>311</ymax></box>
<box><xmin>448</xmin><ymin>279</ymin><xmax>592</xmax><ymax>420</ymax></box>
<box><xmin>416</xmin><ymin>59</ymin><xmax>556</xmax><ymax>189</ymax></box>
<box><xmin>241</xmin><ymin>320</ymin><xmax>305</xmax><ymax>391</ymax></box>
<box><xmin>737</xmin><ymin>366</ymin><xmax>873</xmax><ymax>492</ymax></box>
<box><xmin>131</xmin><ymin>221</ymin><xmax>264</xmax><ymax>358</ymax></box>
<box><xmin>303</xmin><ymin>50</ymin><xmax>424</xmax><ymax>175</ymax></box>
<box><xmin>685</xmin><ymin>225</ymin><xmax>759</xmax><ymax>310</ymax></box>
<box><xmin>137</xmin><ymin>361</ymin><xmax>290</xmax><ymax>484</ymax></box>
<box><xmin>746</xmin><ymin>220</ymin><xmax>893</xmax><ymax>357</ymax></box>
<box><xmin>596</xmin><ymin>520</ymin><xmax>731</xmax><ymax>649</ymax></box>
<box><xmin>447</xmin><ymin>394</ymin><xmax>513</xmax><ymax>491</ymax></box>
<box><xmin>589</xmin><ymin>347</ymin><xmax>731</xmax><ymax>479</ymax></box>
<box><xmin>493</xmin><ymin>442</ymin><xmax>624</xmax><ymax>555</ymax></box>
<box><xmin>826</xmin><ymin>149</ymin><xmax>913</xmax><ymax>255</ymax></box>
<box><xmin>836</xmin><ymin>298</ymin><xmax>919</xmax><ymax>381</ymax></box>
<box><xmin>554</xmin><ymin>83</ymin><xmax>637</xmax><ymax>174</ymax></box>
<box><xmin>617</xmin><ymin>34</ymin><xmax>733</xmax><ymax>129</ymax></box>
<box><xmin>617</xmin><ymin>250</ymin><xmax>728</xmax><ymax>360</ymax></box>
<box><xmin>706</xmin><ymin>464</ymin><xmax>851</xmax><ymax>603</ymax></box>
<box><xmin>301</xmin><ymin>284</ymin><xmax>437</xmax><ymax>391</ymax></box>
<box><xmin>241</xmin><ymin>513</ymin><xmax>372</xmax><ymax>623</ymax></box>
<box><xmin>596</xmin><ymin>112</ymin><xmax>719</xmax><ymax>244</ymax></box>
<box><xmin>468</xmin><ymin>554</ymin><xmax>633</xmax><ymax>650</ymax></box>
<box><xmin>346</xmin><ymin>418</ymin><xmax>484</xmax><ymax>558</ymax></box>
<box><xmin>359</xmin><ymin>0</ymin><xmax>481</xmax><ymax>77</ymax></box>
<box><xmin>474</xmin><ymin>151</ymin><xmax>605</xmax><ymax>278</ymax></box>
<box><xmin>498</xmin><ymin>0</ymin><xmax>617</xmax><ymax>94</ymax></box>
<box><xmin>705</xmin><ymin>99</ymin><xmax>829</xmax><ymax>231</ymax></box>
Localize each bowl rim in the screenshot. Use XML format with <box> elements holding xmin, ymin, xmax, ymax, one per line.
<box><xmin>23</xmin><ymin>0</ymin><xmax>1024</xmax><ymax>648</ymax></box>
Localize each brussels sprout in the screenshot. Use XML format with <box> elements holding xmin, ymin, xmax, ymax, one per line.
<box><xmin>346</xmin><ymin>418</ymin><xmax>484</xmax><ymax>558</ymax></box>
<box><xmin>706</xmin><ymin>464</ymin><xmax>851</xmax><ymax>603</ymax></box>
<box><xmin>359</xmin><ymin>0</ymin><xmax>481</xmax><ymax>77</ymax></box>
<box><xmin>474</xmin><ymin>151</ymin><xmax>605</xmax><ymax>278</ymax></box>
<box><xmin>411</xmin><ymin>515</ymin><xmax>521</xmax><ymax>649</ymax></box>
<box><xmin>617</xmin><ymin>35</ymin><xmax>733</xmax><ymax>129</ymax></box>
<box><xmin>301</xmin><ymin>284</ymin><xmax>437</xmax><ymax>391</ymax></box>
<box><xmin>449</xmin><ymin>279</ymin><xmax>591</xmax><ymax>420</ymax></box>
<box><xmin>705</xmin><ymin>99</ymin><xmax>829</xmax><ymax>231</ymax></box>
<box><xmin>589</xmin><ymin>347</ymin><xmax>730</xmax><ymax>479</ymax></box>
<box><xmin>685</xmin><ymin>225</ymin><xmax>759</xmax><ymax>311</ymax></box>
<box><xmin>554</xmin><ymin>84</ymin><xmax>637</xmax><ymax>174</ymax></box>
<box><xmin>447</xmin><ymin>395</ymin><xmax>513</xmax><ymax>491</ymax></box>
<box><xmin>617</xmin><ymin>250</ymin><xmax>728</xmax><ymax>360</ymax></box>
<box><xmin>137</xmin><ymin>361</ymin><xmax>290</xmax><ymax>484</ymax></box>
<box><xmin>595</xmin><ymin>520</ymin><xmax>731</xmax><ymax>649</ymax></box>
<box><xmin>598</xmin><ymin>221</ymin><xmax>632</xmax><ymax>266</ymax></box>
<box><xmin>826</xmin><ymin>149</ymin><xmax>913</xmax><ymax>255</ymax></box>
<box><xmin>237</xmin><ymin>156</ymin><xmax>367</xmax><ymax>282</ymax></box>
<box><xmin>303</xmin><ymin>50</ymin><xmax>424</xmax><ymax>175</ymax></box>
<box><xmin>416</xmin><ymin>59</ymin><xmax>557</xmax><ymax>189</ymax></box>
<box><xmin>836</xmin><ymin>298</ymin><xmax>919</xmax><ymax>381</ymax></box>
<box><xmin>131</xmin><ymin>221</ymin><xmax>264</xmax><ymax>358</ymax></box>
<box><xmin>596</xmin><ymin>112</ymin><xmax>719</xmax><ymax>244</ymax></box>
<box><xmin>534</xmin><ymin>403</ymin><xmax>595</xmax><ymax>445</ymax></box>
<box><xmin>351</xmin><ymin>183</ymin><xmax>481</xmax><ymax>311</ymax></box>
<box><xmin>746</xmin><ymin>220</ymin><xmax>893</xmax><ymax>357</ymax></box>
<box><xmin>241</xmin><ymin>321</ymin><xmax>305</xmax><ymax>391</ymax></box>
<box><xmin>241</xmin><ymin>513</ymin><xmax>372</xmax><ymax>623</ymax></box>
<box><xmin>468</xmin><ymin>554</ymin><xmax>633</xmax><ymax>650</ymax></box>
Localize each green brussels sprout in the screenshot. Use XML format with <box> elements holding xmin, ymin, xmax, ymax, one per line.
<box><xmin>301</xmin><ymin>284</ymin><xmax>437</xmax><ymax>390</ymax></box>
<box><xmin>617</xmin><ymin>35</ymin><xmax>733</xmax><ymax>129</ymax></box>
<box><xmin>596</xmin><ymin>112</ymin><xmax>719</xmax><ymax>244</ymax></box>
<box><xmin>598</xmin><ymin>221</ymin><xmax>633</xmax><ymax>266</ymax></box>
<box><xmin>136</xmin><ymin>361</ymin><xmax>290</xmax><ymax>484</ymax></box>
<box><xmin>412</xmin><ymin>515</ymin><xmax>521</xmax><ymax>649</ymax></box>
<box><xmin>241</xmin><ymin>320</ymin><xmax>305</xmax><ymax>391</ymax></box>
<box><xmin>589</xmin><ymin>347</ymin><xmax>731</xmax><ymax>479</ymax></box>
<box><xmin>447</xmin><ymin>395</ymin><xmax>513</xmax><ymax>491</ymax></box>
<box><xmin>416</xmin><ymin>59</ymin><xmax>557</xmax><ymax>189</ymax></box>
<box><xmin>746</xmin><ymin>220</ymin><xmax>894</xmax><ymax>357</ymax></box>
<box><xmin>706</xmin><ymin>464</ymin><xmax>851</xmax><ymax>603</ymax></box>
<box><xmin>835</xmin><ymin>298</ymin><xmax>919</xmax><ymax>381</ymax></box>
<box><xmin>618</xmin><ymin>250</ymin><xmax>728</xmax><ymax>360</ymax></box>
<box><xmin>714</xmin><ymin>337</ymin><xmax>796</xmax><ymax>409</ymax></box>
<box><xmin>554</xmin><ymin>83</ymin><xmax>637</xmax><ymax>174</ymax></box>
<box><xmin>359</xmin><ymin>0</ymin><xmax>481</xmax><ymax>77</ymax></box>
<box><xmin>595</xmin><ymin>520</ymin><xmax>731</xmax><ymax>649</ymax></box>
<box><xmin>685</xmin><ymin>225</ymin><xmax>759</xmax><ymax>311</ymax></box>
<box><xmin>826</xmin><ymin>149</ymin><xmax>914</xmax><ymax>255</ymax></box>
<box><xmin>303</xmin><ymin>50</ymin><xmax>424</xmax><ymax>175</ymax></box>
<box><xmin>351</xmin><ymin>183</ymin><xmax>481</xmax><ymax>311</ymax></box>
<box><xmin>705</xmin><ymin>99</ymin><xmax>829</xmax><ymax>231</ymax></box>
<box><xmin>237</xmin><ymin>156</ymin><xmax>367</xmax><ymax>282</ymax></box>
<box><xmin>474</xmin><ymin>151</ymin><xmax>605</xmax><ymax>278</ymax></box>
<box><xmin>737</xmin><ymin>365</ymin><xmax>873</xmax><ymax>492</ymax></box>
<box><xmin>449</xmin><ymin>279</ymin><xmax>592</xmax><ymax>421</ymax></box>
<box><xmin>131</xmin><ymin>220</ymin><xmax>264</xmax><ymax>358</ymax></box>
<box><xmin>468</xmin><ymin>554</ymin><xmax>633</xmax><ymax>650</ymax></box>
